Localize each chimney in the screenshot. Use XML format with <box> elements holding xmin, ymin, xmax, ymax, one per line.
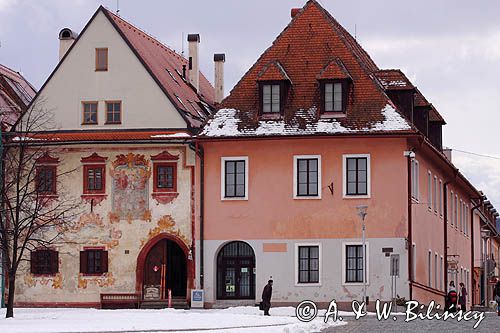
<box><xmin>58</xmin><ymin>28</ymin><xmax>77</xmax><ymax>61</ymax></box>
<box><xmin>443</xmin><ymin>148</ymin><xmax>452</xmax><ymax>162</ymax></box>
<box><xmin>187</xmin><ymin>34</ymin><xmax>200</xmax><ymax>92</ymax></box>
<box><xmin>291</xmin><ymin>8</ymin><xmax>301</xmax><ymax>18</ymax></box>
<box><xmin>214</xmin><ymin>53</ymin><xmax>225</xmax><ymax>104</ymax></box>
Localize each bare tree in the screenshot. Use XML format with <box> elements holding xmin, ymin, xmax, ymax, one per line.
<box><xmin>0</xmin><ymin>100</ymin><xmax>79</xmax><ymax>318</ymax></box>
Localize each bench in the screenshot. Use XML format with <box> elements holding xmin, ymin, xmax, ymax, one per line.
<box><xmin>100</xmin><ymin>293</ymin><xmax>141</xmax><ymax>309</ymax></box>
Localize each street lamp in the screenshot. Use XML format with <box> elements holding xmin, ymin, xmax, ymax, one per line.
<box><xmin>357</xmin><ymin>205</ymin><xmax>368</xmax><ymax>308</ymax></box>
<box><xmin>480</xmin><ymin>228</ymin><xmax>491</xmax><ymax>306</ymax></box>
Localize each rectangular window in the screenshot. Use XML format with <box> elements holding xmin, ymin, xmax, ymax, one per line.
<box><xmin>344</xmin><ymin>156</ymin><xmax>369</xmax><ymax>196</ymax></box>
<box><xmin>95</xmin><ymin>48</ymin><xmax>108</xmax><ymax>71</ymax></box>
<box><xmin>324</xmin><ymin>82</ymin><xmax>343</xmax><ymax>112</ymax></box>
<box><xmin>440</xmin><ymin>256</ymin><xmax>443</xmax><ymax>290</ymax></box>
<box><xmin>222</xmin><ymin>158</ymin><xmax>248</xmax><ymax>199</ymax></box>
<box><xmin>465</xmin><ymin>204</ymin><xmax>469</xmax><ymax>236</ymax></box>
<box><xmin>427</xmin><ymin>171</ymin><xmax>432</xmax><ymax>210</ymax></box>
<box><xmin>411</xmin><ymin>159</ymin><xmax>419</xmax><ymax>200</ymax></box>
<box><xmin>82</xmin><ymin>102</ymin><xmax>98</xmax><ymax>125</ymax></box>
<box><xmin>434</xmin><ymin>253</ymin><xmax>438</xmax><ymax>289</ymax></box>
<box><xmin>450</xmin><ymin>191</ymin><xmax>454</xmax><ymax>225</ymax></box>
<box><xmin>296</xmin><ymin>158</ymin><xmax>319</xmax><ymax>197</ymax></box>
<box><xmin>156</xmin><ymin>165</ymin><xmax>174</xmax><ymax>190</ymax></box>
<box><xmin>439</xmin><ymin>180</ymin><xmax>443</xmax><ymax>216</ymax></box>
<box><xmin>412</xmin><ymin>244</ymin><xmax>416</xmax><ymax>280</ymax></box>
<box><xmin>31</xmin><ymin>250</ymin><xmax>58</xmax><ymax>275</ymax></box>
<box><xmin>455</xmin><ymin>195</ymin><xmax>458</xmax><ymax>227</ymax></box>
<box><xmin>84</xmin><ymin>166</ymin><xmax>105</xmax><ymax>194</ymax></box>
<box><xmin>433</xmin><ymin>176</ymin><xmax>437</xmax><ymax>213</ymax></box>
<box><xmin>298</xmin><ymin>246</ymin><xmax>320</xmax><ymax>284</ymax></box>
<box><xmin>346</xmin><ymin>245</ymin><xmax>364</xmax><ymax>283</ymax></box>
<box><xmin>80</xmin><ymin>249</ymin><xmax>108</xmax><ymax>275</ymax></box>
<box><xmin>36</xmin><ymin>166</ymin><xmax>56</xmax><ymax>194</ymax></box>
<box><xmin>428</xmin><ymin>250</ymin><xmax>432</xmax><ymax>287</ymax></box>
<box><xmin>262</xmin><ymin>84</ymin><xmax>280</xmax><ymax>113</ymax></box>
<box><xmin>105</xmin><ymin>101</ymin><xmax>121</xmax><ymax>124</ymax></box>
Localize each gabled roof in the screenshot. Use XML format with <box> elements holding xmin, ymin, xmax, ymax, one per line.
<box><xmin>0</xmin><ymin>63</ymin><xmax>36</xmax><ymax>126</ymax></box>
<box><xmin>414</xmin><ymin>88</ymin><xmax>446</xmax><ymax>124</ymax></box>
<box><xmin>317</xmin><ymin>58</ymin><xmax>352</xmax><ymax>80</ymax></box>
<box><xmin>374</xmin><ymin>69</ymin><xmax>414</xmax><ymax>90</ymax></box>
<box><xmin>102</xmin><ymin>8</ymin><xmax>214</xmax><ymax>128</ymax></box>
<box><xmin>257</xmin><ymin>61</ymin><xmax>291</xmax><ymax>82</ymax></box>
<box><xmin>202</xmin><ymin>0</ymin><xmax>414</xmax><ymax>138</ymax></box>
<box><xmin>31</xmin><ymin>6</ymin><xmax>214</xmax><ymax>130</ymax></box>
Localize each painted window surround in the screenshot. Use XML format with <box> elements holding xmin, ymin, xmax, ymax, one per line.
<box><xmin>342</xmin><ymin>154</ymin><xmax>371</xmax><ymax>199</ymax></box>
<box><xmin>294</xmin><ymin>242</ymin><xmax>322</xmax><ymax>287</ymax></box>
<box><xmin>293</xmin><ymin>155</ymin><xmax>322</xmax><ymax>199</ymax></box>
<box><xmin>220</xmin><ymin>156</ymin><xmax>249</xmax><ymax>201</ymax></box>
<box><xmin>341</xmin><ymin>241</ymin><xmax>370</xmax><ymax>286</ymax></box>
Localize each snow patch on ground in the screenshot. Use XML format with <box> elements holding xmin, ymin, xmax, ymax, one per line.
<box><xmin>0</xmin><ymin>307</ymin><xmax>345</xmax><ymax>333</ymax></box>
<box><xmin>201</xmin><ymin>104</ymin><xmax>411</xmax><ymax>137</ymax></box>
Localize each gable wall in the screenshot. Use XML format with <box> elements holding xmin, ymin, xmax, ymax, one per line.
<box><xmin>35</xmin><ymin>11</ymin><xmax>186</xmax><ymax>130</ymax></box>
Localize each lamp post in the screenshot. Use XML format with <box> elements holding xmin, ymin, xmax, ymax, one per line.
<box><xmin>480</xmin><ymin>228</ymin><xmax>491</xmax><ymax>306</ymax></box>
<box><xmin>357</xmin><ymin>205</ymin><xmax>368</xmax><ymax>307</ymax></box>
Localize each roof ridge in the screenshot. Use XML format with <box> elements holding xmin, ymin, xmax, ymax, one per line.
<box><xmin>101</xmin><ymin>6</ymin><xmax>188</xmax><ymax>64</ymax></box>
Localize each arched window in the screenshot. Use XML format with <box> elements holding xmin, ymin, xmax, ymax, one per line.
<box><xmin>217</xmin><ymin>241</ymin><xmax>255</xmax><ymax>299</ymax></box>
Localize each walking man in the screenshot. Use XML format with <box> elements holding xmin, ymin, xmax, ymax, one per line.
<box><xmin>458</xmin><ymin>282</ymin><xmax>467</xmax><ymax>311</ymax></box>
<box><xmin>261</xmin><ymin>279</ymin><xmax>273</xmax><ymax>316</ymax></box>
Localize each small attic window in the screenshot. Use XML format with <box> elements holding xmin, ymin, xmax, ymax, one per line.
<box><xmin>259</xmin><ymin>81</ymin><xmax>287</xmax><ymax>116</ymax></box>
<box><xmin>95</xmin><ymin>48</ymin><xmax>108</xmax><ymax>71</ymax></box>
<box><xmin>320</xmin><ymin>80</ymin><xmax>348</xmax><ymax>114</ymax></box>
<box><xmin>61</xmin><ymin>30</ymin><xmax>71</xmax><ymax>38</ymax></box>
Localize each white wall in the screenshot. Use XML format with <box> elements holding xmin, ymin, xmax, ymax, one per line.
<box><xmin>35</xmin><ymin>11</ymin><xmax>187</xmax><ymax>130</ymax></box>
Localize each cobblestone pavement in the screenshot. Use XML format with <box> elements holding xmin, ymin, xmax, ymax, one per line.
<box><xmin>322</xmin><ymin>313</ymin><xmax>499</xmax><ymax>332</ymax></box>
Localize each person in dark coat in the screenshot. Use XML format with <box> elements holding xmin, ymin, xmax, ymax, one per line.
<box><xmin>458</xmin><ymin>282</ymin><xmax>467</xmax><ymax>311</ymax></box>
<box><xmin>261</xmin><ymin>279</ymin><xmax>273</xmax><ymax>316</ymax></box>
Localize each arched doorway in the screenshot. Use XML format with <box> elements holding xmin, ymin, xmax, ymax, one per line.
<box><xmin>217</xmin><ymin>241</ymin><xmax>255</xmax><ymax>299</ymax></box>
<box><xmin>139</xmin><ymin>237</ymin><xmax>187</xmax><ymax>300</ymax></box>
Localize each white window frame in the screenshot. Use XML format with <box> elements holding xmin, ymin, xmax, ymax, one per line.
<box><xmin>433</xmin><ymin>176</ymin><xmax>438</xmax><ymax>213</ymax></box>
<box><xmin>220</xmin><ymin>156</ymin><xmax>249</xmax><ymax>201</ymax></box>
<box><xmin>412</xmin><ymin>243</ymin><xmax>416</xmax><ymax>281</ymax></box>
<box><xmin>427</xmin><ymin>171</ymin><xmax>432</xmax><ymax>210</ymax></box>
<box><xmin>411</xmin><ymin>159</ymin><xmax>419</xmax><ymax>201</ymax></box>
<box><xmin>295</xmin><ymin>242</ymin><xmax>322</xmax><ymax>286</ymax></box>
<box><xmin>428</xmin><ymin>250</ymin><xmax>432</xmax><ymax>287</ymax></box>
<box><xmin>434</xmin><ymin>252</ymin><xmax>438</xmax><ymax>289</ymax></box>
<box><xmin>465</xmin><ymin>204</ymin><xmax>469</xmax><ymax>236</ymax></box>
<box><xmin>342</xmin><ymin>241</ymin><xmax>370</xmax><ymax>285</ymax></box>
<box><xmin>439</xmin><ymin>179</ymin><xmax>443</xmax><ymax>217</ymax></box>
<box><xmin>455</xmin><ymin>195</ymin><xmax>458</xmax><ymax>228</ymax></box>
<box><xmin>440</xmin><ymin>255</ymin><xmax>444</xmax><ymax>291</ymax></box>
<box><xmin>342</xmin><ymin>154</ymin><xmax>371</xmax><ymax>199</ymax></box>
<box><xmin>450</xmin><ymin>191</ymin><xmax>454</xmax><ymax>225</ymax></box>
<box><xmin>293</xmin><ymin>155</ymin><xmax>322</xmax><ymax>199</ymax></box>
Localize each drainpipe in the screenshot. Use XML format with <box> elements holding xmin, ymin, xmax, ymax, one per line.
<box><xmin>470</xmin><ymin>200</ymin><xmax>482</xmax><ymax>308</ymax></box>
<box><xmin>406</xmin><ymin>153</ymin><xmax>413</xmax><ymax>300</ymax></box>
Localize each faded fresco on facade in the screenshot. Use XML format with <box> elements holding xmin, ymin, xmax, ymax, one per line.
<box><xmin>110</xmin><ymin>153</ymin><xmax>151</xmax><ymax>221</ymax></box>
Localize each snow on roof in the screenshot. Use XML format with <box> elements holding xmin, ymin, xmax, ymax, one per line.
<box><xmin>201</xmin><ymin>104</ymin><xmax>412</xmax><ymax>138</ymax></box>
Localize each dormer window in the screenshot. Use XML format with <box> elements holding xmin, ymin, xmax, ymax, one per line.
<box><xmin>321</xmin><ymin>80</ymin><xmax>347</xmax><ymax>113</ymax></box>
<box><xmin>262</xmin><ymin>84</ymin><xmax>280</xmax><ymax>113</ymax></box>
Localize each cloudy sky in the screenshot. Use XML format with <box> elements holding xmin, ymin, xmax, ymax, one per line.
<box><xmin>1</xmin><ymin>0</ymin><xmax>499</xmax><ymax>206</ymax></box>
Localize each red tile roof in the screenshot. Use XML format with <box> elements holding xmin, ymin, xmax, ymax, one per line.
<box><xmin>414</xmin><ymin>88</ymin><xmax>446</xmax><ymax>124</ymax></box>
<box><xmin>317</xmin><ymin>59</ymin><xmax>352</xmax><ymax>80</ymax></box>
<box><xmin>211</xmin><ymin>0</ymin><xmax>410</xmax><ymax>135</ymax></box>
<box><xmin>102</xmin><ymin>8</ymin><xmax>214</xmax><ymax>128</ymax></box>
<box><xmin>257</xmin><ymin>61</ymin><xmax>291</xmax><ymax>82</ymax></box>
<box><xmin>0</xmin><ymin>64</ymin><xmax>36</xmax><ymax>126</ymax></box>
<box><xmin>374</xmin><ymin>69</ymin><xmax>415</xmax><ymax>90</ymax></box>
<box><xmin>29</xmin><ymin>130</ymin><xmax>191</xmax><ymax>143</ymax></box>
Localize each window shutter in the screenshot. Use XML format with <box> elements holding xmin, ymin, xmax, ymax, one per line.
<box><xmin>51</xmin><ymin>251</ymin><xmax>59</xmax><ymax>274</ymax></box>
<box><xmin>30</xmin><ymin>251</ymin><xmax>37</xmax><ymax>274</ymax></box>
<box><xmin>102</xmin><ymin>251</ymin><xmax>109</xmax><ymax>273</ymax></box>
<box><xmin>80</xmin><ymin>251</ymin><xmax>88</xmax><ymax>274</ymax></box>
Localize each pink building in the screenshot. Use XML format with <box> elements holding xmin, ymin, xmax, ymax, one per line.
<box><xmin>196</xmin><ymin>0</ymin><xmax>498</xmax><ymax>309</ymax></box>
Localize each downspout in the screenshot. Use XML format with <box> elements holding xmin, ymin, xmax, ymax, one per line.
<box><xmin>470</xmin><ymin>200</ymin><xmax>482</xmax><ymax>307</ymax></box>
<box><xmin>407</xmin><ymin>154</ymin><xmax>413</xmax><ymax>300</ymax></box>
